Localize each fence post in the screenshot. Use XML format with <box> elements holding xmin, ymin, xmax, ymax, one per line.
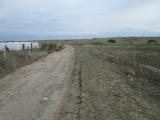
<box><xmin>3</xmin><ymin>50</ymin><xmax>6</xmax><ymax>59</ymax></box>
<box><xmin>22</xmin><ymin>44</ymin><xmax>25</xmax><ymax>50</ymax></box>
<box><xmin>31</xmin><ymin>43</ymin><xmax>33</xmax><ymax>52</ymax></box>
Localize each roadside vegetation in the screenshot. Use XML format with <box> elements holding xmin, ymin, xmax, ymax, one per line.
<box><xmin>40</xmin><ymin>43</ymin><xmax>64</xmax><ymax>52</ymax></box>
<box><xmin>92</xmin><ymin>44</ymin><xmax>160</xmax><ymax>103</ymax></box>
<box><xmin>0</xmin><ymin>42</ymin><xmax>64</xmax><ymax>78</ymax></box>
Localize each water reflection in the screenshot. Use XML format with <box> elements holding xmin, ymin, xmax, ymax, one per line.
<box><xmin>0</xmin><ymin>42</ymin><xmax>39</xmax><ymax>50</ymax></box>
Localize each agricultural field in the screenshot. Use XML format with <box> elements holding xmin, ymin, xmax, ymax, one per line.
<box><xmin>59</xmin><ymin>42</ymin><xmax>160</xmax><ymax>120</ymax></box>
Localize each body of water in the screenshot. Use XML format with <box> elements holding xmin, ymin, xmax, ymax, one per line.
<box><xmin>0</xmin><ymin>42</ymin><xmax>39</xmax><ymax>51</ymax></box>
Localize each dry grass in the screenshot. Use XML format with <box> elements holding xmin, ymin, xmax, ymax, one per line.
<box><xmin>92</xmin><ymin>44</ymin><xmax>160</xmax><ymax>101</ymax></box>
<box><xmin>97</xmin><ymin>44</ymin><xmax>160</xmax><ymax>79</ymax></box>
<box><xmin>0</xmin><ymin>50</ymin><xmax>48</xmax><ymax>78</ymax></box>
<box><xmin>0</xmin><ymin>43</ymin><xmax>64</xmax><ymax>78</ymax></box>
<box><xmin>39</xmin><ymin>43</ymin><xmax>64</xmax><ymax>53</ymax></box>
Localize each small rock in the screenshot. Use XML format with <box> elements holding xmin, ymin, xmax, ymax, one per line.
<box><xmin>138</xmin><ymin>108</ymin><xmax>141</xmax><ymax>112</ymax></box>
<box><xmin>112</xmin><ymin>90</ymin><xmax>121</xmax><ymax>97</ymax></box>
<box><xmin>137</xmin><ymin>92</ymin><xmax>142</xmax><ymax>95</ymax></box>
<box><xmin>127</xmin><ymin>70</ymin><xmax>136</xmax><ymax>77</ymax></box>
<box><xmin>130</xmin><ymin>77</ymin><xmax>134</xmax><ymax>81</ymax></box>
<box><xmin>42</xmin><ymin>97</ymin><xmax>48</xmax><ymax>101</ymax></box>
<box><xmin>128</xmin><ymin>74</ymin><xmax>131</xmax><ymax>78</ymax></box>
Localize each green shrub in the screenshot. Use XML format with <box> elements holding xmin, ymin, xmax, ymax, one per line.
<box><xmin>147</xmin><ymin>40</ymin><xmax>158</xmax><ymax>44</ymax></box>
<box><xmin>108</xmin><ymin>39</ymin><xmax>116</xmax><ymax>43</ymax></box>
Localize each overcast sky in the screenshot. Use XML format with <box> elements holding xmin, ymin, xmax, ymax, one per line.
<box><xmin>0</xmin><ymin>0</ymin><xmax>160</xmax><ymax>40</ymax></box>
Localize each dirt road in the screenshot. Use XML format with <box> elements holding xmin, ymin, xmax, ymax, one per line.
<box><xmin>0</xmin><ymin>46</ymin><xmax>75</xmax><ymax>120</ymax></box>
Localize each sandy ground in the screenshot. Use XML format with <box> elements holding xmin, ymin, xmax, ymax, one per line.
<box><xmin>0</xmin><ymin>46</ymin><xmax>75</xmax><ymax>120</ymax></box>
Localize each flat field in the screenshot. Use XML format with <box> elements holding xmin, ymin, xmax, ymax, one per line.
<box><xmin>59</xmin><ymin>43</ymin><xmax>160</xmax><ymax>120</ymax></box>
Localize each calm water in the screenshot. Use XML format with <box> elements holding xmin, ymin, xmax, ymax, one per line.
<box><xmin>0</xmin><ymin>42</ymin><xmax>39</xmax><ymax>50</ymax></box>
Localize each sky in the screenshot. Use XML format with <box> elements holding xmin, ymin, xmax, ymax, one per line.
<box><xmin>0</xmin><ymin>0</ymin><xmax>160</xmax><ymax>40</ymax></box>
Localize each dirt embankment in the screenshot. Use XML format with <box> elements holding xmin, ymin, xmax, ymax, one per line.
<box><xmin>59</xmin><ymin>45</ymin><xmax>160</xmax><ymax>120</ymax></box>
<box><xmin>0</xmin><ymin>46</ymin><xmax>75</xmax><ymax>120</ymax></box>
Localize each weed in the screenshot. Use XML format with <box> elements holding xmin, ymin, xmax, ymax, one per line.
<box><xmin>108</xmin><ymin>39</ymin><xmax>116</xmax><ymax>43</ymax></box>
<box><xmin>0</xmin><ymin>50</ymin><xmax>47</xmax><ymax>78</ymax></box>
<box><xmin>39</xmin><ymin>43</ymin><xmax>64</xmax><ymax>52</ymax></box>
<box><xmin>147</xmin><ymin>40</ymin><xmax>159</xmax><ymax>44</ymax></box>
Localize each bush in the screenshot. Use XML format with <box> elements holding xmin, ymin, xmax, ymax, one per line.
<box><xmin>56</xmin><ymin>44</ymin><xmax>64</xmax><ymax>51</ymax></box>
<box><xmin>147</xmin><ymin>40</ymin><xmax>158</xmax><ymax>44</ymax></box>
<box><xmin>108</xmin><ymin>39</ymin><xmax>116</xmax><ymax>43</ymax></box>
<box><xmin>40</xmin><ymin>43</ymin><xmax>64</xmax><ymax>52</ymax></box>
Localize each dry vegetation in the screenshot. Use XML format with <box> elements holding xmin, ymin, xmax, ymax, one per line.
<box><xmin>59</xmin><ymin>41</ymin><xmax>160</xmax><ymax>120</ymax></box>
<box><xmin>88</xmin><ymin>44</ymin><xmax>160</xmax><ymax>119</ymax></box>
<box><xmin>40</xmin><ymin>42</ymin><xmax>64</xmax><ymax>52</ymax></box>
<box><xmin>0</xmin><ymin>50</ymin><xmax>47</xmax><ymax>78</ymax></box>
<box><xmin>0</xmin><ymin>43</ymin><xmax>64</xmax><ymax>78</ymax></box>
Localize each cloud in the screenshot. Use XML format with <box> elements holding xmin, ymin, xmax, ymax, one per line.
<box><xmin>0</xmin><ymin>0</ymin><xmax>160</xmax><ymax>40</ymax></box>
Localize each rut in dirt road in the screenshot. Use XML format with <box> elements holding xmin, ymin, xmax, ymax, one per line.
<box><xmin>0</xmin><ymin>46</ymin><xmax>75</xmax><ymax>120</ymax></box>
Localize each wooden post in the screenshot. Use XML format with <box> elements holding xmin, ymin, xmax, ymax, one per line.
<box><xmin>5</xmin><ymin>45</ymin><xmax>9</xmax><ymax>52</ymax></box>
<box><xmin>3</xmin><ymin>50</ymin><xmax>6</xmax><ymax>59</ymax></box>
<box><xmin>22</xmin><ymin>44</ymin><xmax>25</xmax><ymax>50</ymax></box>
<box><xmin>31</xmin><ymin>43</ymin><xmax>33</xmax><ymax>52</ymax></box>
